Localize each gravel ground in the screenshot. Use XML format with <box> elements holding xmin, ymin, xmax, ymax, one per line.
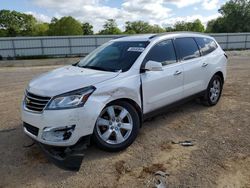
<box><xmin>0</xmin><ymin>52</ymin><xmax>249</xmax><ymax>188</ymax></box>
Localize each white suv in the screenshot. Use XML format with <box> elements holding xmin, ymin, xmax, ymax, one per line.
<box><xmin>22</xmin><ymin>32</ymin><xmax>227</xmax><ymax>152</ymax></box>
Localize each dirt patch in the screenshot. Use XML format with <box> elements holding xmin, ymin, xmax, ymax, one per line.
<box><xmin>217</xmin><ymin>155</ymin><xmax>250</xmax><ymax>188</ymax></box>
<box><xmin>0</xmin><ymin>51</ymin><xmax>250</xmax><ymax>187</ymax></box>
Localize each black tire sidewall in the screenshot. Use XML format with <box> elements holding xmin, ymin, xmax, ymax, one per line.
<box><xmin>93</xmin><ymin>101</ymin><xmax>140</xmax><ymax>152</ymax></box>
<box><xmin>205</xmin><ymin>75</ymin><xmax>223</xmax><ymax>106</ymax></box>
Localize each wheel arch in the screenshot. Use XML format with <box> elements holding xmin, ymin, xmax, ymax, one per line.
<box><xmin>106</xmin><ymin>98</ymin><xmax>142</xmax><ymax>127</ymax></box>
<box><xmin>214</xmin><ymin>71</ymin><xmax>224</xmax><ymax>85</ymax></box>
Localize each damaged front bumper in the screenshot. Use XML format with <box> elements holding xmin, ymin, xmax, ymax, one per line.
<box><xmin>36</xmin><ymin>135</ymin><xmax>90</xmax><ymax>171</ymax></box>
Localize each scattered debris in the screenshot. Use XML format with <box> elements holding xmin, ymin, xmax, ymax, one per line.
<box><xmin>154</xmin><ymin>170</ymin><xmax>169</xmax><ymax>188</ymax></box>
<box><xmin>155</xmin><ymin>171</ymin><xmax>170</xmax><ymax>177</ymax></box>
<box><xmin>171</xmin><ymin>140</ymin><xmax>195</xmax><ymax>147</ymax></box>
<box><xmin>155</xmin><ymin>176</ymin><xmax>167</xmax><ymax>188</ymax></box>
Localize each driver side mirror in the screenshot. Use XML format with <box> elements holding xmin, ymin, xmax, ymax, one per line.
<box><xmin>144</xmin><ymin>60</ymin><xmax>163</xmax><ymax>71</ymax></box>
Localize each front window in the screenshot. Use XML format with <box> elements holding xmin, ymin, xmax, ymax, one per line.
<box><xmin>77</xmin><ymin>41</ymin><xmax>149</xmax><ymax>72</ymax></box>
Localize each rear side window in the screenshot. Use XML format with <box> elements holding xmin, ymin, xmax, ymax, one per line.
<box><xmin>195</xmin><ymin>37</ymin><xmax>218</xmax><ymax>56</ymax></box>
<box><xmin>144</xmin><ymin>40</ymin><xmax>177</xmax><ymax>66</ymax></box>
<box><xmin>174</xmin><ymin>38</ymin><xmax>200</xmax><ymax>61</ymax></box>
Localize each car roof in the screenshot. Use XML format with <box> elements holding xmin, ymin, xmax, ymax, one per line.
<box><xmin>113</xmin><ymin>32</ymin><xmax>212</xmax><ymax>42</ymax></box>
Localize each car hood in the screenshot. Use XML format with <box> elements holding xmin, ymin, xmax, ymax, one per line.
<box><xmin>27</xmin><ymin>65</ymin><xmax>120</xmax><ymax>96</ymax></box>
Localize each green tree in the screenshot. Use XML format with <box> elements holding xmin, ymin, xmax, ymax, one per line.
<box><xmin>206</xmin><ymin>0</ymin><xmax>250</xmax><ymax>32</ymax></box>
<box><xmin>165</xmin><ymin>26</ymin><xmax>174</xmax><ymax>32</ymax></box>
<box><xmin>33</xmin><ymin>23</ymin><xmax>49</xmax><ymax>36</ymax></box>
<box><xmin>150</xmin><ymin>24</ymin><xmax>165</xmax><ymax>33</ymax></box>
<box><xmin>0</xmin><ymin>29</ymin><xmax>7</xmax><ymax>37</ymax></box>
<box><xmin>206</xmin><ymin>19</ymin><xmax>225</xmax><ymax>33</ymax></box>
<box><xmin>125</xmin><ymin>21</ymin><xmax>165</xmax><ymax>34</ymax></box>
<box><xmin>82</xmin><ymin>22</ymin><xmax>94</xmax><ymax>35</ymax></box>
<box><xmin>99</xmin><ymin>19</ymin><xmax>122</xmax><ymax>34</ymax></box>
<box><xmin>190</xmin><ymin>19</ymin><xmax>205</xmax><ymax>32</ymax></box>
<box><xmin>48</xmin><ymin>16</ymin><xmax>83</xmax><ymax>36</ymax></box>
<box><xmin>173</xmin><ymin>19</ymin><xmax>205</xmax><ymax>32</ymax></box>
<box><xmin>125</xmin><ymin>21</ymin><xmax>151</xmax><ymax>33</ymax></box>
<box><xmin>0</xmin><ymin>10</ymin><xmax>37</xmax><ymax>37</ymax></box>
<box><xmin>174</xmin><ymin>21</ymin><xmax>188</xmax><ymax>31</ymax></box>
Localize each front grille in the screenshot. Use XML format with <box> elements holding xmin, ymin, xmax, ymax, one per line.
<box><xmin>23</xmin><ymin>122</ymin><xmax>39</xmax><ymax>136</ymax></box>
<box><xmin>24</xmin><ymin>91</ymin><xmax>51</xmax><ymax>112</ymax></box>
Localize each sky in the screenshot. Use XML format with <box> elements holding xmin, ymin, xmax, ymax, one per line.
<box><xmin>0</xmin><ymin>0</ymin><xmax>228</xmax><ymax>32</ymax></box>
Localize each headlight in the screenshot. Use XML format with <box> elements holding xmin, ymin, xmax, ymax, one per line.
<box><xmin>46</xmin><ymin>86</ymin><xmax>95</xmax><ymax>110</ymax></box>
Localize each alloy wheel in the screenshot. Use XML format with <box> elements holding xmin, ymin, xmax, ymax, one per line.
<box><xmin>209</xmin><ymin>78</ymin><xmax>221</xmax><ymax>103</ymax></box>
<box><xmin>96</xmin><ymin>105</ymin><xmax>133</xmax><ymax>145</ymax></box>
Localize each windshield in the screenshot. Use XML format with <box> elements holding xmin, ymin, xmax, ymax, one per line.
<box><xmin>77</xmin><ymin>41</ymin><xmax>149</xmax><ymax>72</ymax></box>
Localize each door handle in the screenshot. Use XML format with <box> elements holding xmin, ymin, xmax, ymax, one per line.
<box><xmin>174</xmin><ymin>70</ymin><xmax>182</xmax><ymax>76</ymax></box>
<box><xmin>202</xmin><ymin>62</ymin><xmax>208</xmax><ymax>67</ymax></box>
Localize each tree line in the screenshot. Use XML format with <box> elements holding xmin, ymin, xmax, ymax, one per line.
<box><xmin>0</xmin><ymin>0</ymin><xmax>249</xmax><ymax>37</ymax></box>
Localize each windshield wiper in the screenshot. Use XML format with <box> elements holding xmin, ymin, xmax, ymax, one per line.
<box><xmin>78</xmin><ymin>65</ymin><xmax>115</xmax><ymax>72</ymax></box>
<box><xmin>72</xmin><ymin>61</ymin><xmax>80</xmax><ymax>66</ymax></box>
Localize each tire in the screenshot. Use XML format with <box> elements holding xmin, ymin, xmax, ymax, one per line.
<box><xmin>93</xmin><ymin>101</ymin><xmax>140</xmax><ymax>152</ymax></box>
<box><xmin>202</xmin><ymin>74</ymin><xmax>223</xmax><ymax>106</ymax></box>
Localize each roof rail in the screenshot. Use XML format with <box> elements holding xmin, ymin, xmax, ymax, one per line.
<box><xmin>148</xmin><ymin>31</ymin><xmax>205</xmax><ymax>40</ymax></box>
<box><xmin>148</xmin><ymin>34</ymin><xmax>158</xmax><ymax>39</ymax></box>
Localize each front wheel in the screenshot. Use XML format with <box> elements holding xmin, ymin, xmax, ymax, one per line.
<box><xmin>93</xmin><ymin>101</ymin><xmax>140</xmax><ymax>152</ymax></box>
<box><xmin>203</xmin><ymin>75</ymin><xmax>223</xmax><ymax>106</ymax></box>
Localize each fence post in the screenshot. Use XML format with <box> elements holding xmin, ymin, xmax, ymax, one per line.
<box><xmin>40</xmin><ymin>38</ymin><xmax>44</xmax><ymax>55</ymax></box>
<box><xmin>68</xmin><ymin>37</ymin><xmax>72</xmax><ymax>55</ymax></box>
<box><xmin>226</xmin><ymin>33</ymin><xmax>229</xmax><ymax>50</ymax></box>
<box><xmin>245</xmin><ymin>34</ymin><xmax>248</xmax><ymax>49</ymax></box>
<box><xmin>95</xmin><ymin>37</ymin><xmax>98</xmax><ymax>48</ymax></box>
<box><xmin>11</xmin><ymin>39</ymin><xmax>16</xmax><ymax>58</ymax></box>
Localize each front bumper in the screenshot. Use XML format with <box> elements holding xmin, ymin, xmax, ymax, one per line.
<box><xmin>21</xmin><ymin>99</ymin><xmax>103</xmax><ymax>147</ymax></box>
<box><xmin>38</xmin><ymin>135</ymin><xmax>90</xmax><ymax>171</ymax></box>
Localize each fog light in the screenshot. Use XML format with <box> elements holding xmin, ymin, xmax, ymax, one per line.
<box><xmin>42</xmin><ymin>125</ymin><xmax>76</xmax><ymax>142</ymax></box>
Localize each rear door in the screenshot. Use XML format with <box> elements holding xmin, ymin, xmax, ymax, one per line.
<box><xmin>195</xmin><ymin>37</ymin><xmax>220</xmax><ymax>87</ymax></box>
<box><xmin>174</xmin><ymin>37</ymin><xmax>205</xmax><ymax>98</ymax></box>
<box><xmin>141</xmin><ymin>39</ymin><xmax>184</xmax><ymax>114</ymax></box>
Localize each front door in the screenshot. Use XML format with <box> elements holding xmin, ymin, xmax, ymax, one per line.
<box><xmin>141</xmin><ymin>39</ymin><xmax>184</xmax><ymax>114</ymax></box>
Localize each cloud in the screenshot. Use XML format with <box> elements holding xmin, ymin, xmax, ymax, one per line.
<box><xmin>166</xmin><ymin>13</ymin><xmax>220</xmax><ymax>26</ymax></box>
<box><xmin>167</xmin><ymin>0</ymin><xmax>219</xmax><ymax>9</ymax></box>
<box><xmin>32</xmin><ymin>0</ymin><xmax>131</xmax><ymax>31</ymax></box>
<box><xmin>202</xmin><ymin>0</ymin><xmax>219</xmax><ymax>10</ymax></box>
<box><xmin>167</xmin><ymin>0</ymin><xmax>202</xmax><ymax>8</ymax></box>
<box><xmin>25</xmin><ymin>11</ymin><xmax>51</xmax><ymax>23</ymax></box>
<box><xmin>31</xmin><ymin>0</ymin><xmax>221</xmax><ymax>32</ymax></box>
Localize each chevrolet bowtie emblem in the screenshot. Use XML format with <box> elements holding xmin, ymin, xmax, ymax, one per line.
<box><xmin>26</xmin><ymin>98</ymin><xmax>31</xmax><ymax>104</ymax></box>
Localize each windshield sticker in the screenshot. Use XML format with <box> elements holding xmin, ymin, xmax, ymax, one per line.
<box><xmin>127</xmin><ymin>47</ymin><xmax>145</xmax><ymax>52</ymax></box>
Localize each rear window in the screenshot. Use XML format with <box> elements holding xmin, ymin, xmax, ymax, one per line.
<box><xmin>195</xmin><ymin>37</ymin><xmax>218</xmax><ymax>56</ymax></box>
<box><xmin>174</xmin><ymin>38</ymin><xmax>200</xmax><ymax>61</ymax></box>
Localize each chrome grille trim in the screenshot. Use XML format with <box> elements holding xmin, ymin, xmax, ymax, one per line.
<box><xmin>24</xmin><ymin>91</ymin><xmax>51</xmax><ymax>112</ymax></box>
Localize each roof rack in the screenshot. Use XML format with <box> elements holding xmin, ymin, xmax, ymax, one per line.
<box><xmin>148</xmin><ymin>34</ymin><xmax>158</xmax><ymax>39</ymax></box>
<box><xmin>148</xmin><ymin>31</ymin><xmax>205</xmax><ymax>40</ymax></box>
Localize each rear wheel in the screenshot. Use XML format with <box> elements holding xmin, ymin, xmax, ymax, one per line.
<box><xmin>93</xmin><ymin>101</ymin><xmax>140</xmax><ymax>152</ymax></box>
<box><xmin>203</xmin><ymin>74</ymin><xmax>223</xmax><ymax>106</ymax></box>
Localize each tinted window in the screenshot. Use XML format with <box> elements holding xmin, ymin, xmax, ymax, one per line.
<box><xmin>78</xmin><ymin>41</ymin><xmax>149</xmax><ymax>72</ymax></box>
<box><xmin>195</xmin><ymin>37</ymin><xmax>218</xmax><ymax>56</ymax></box>
<box><xmin>175</xmin><ymin>38</ymin><xmax>200</xmax><ymax>61</ymax></box>
<box><xmin>145</xmin><ymin>40</ymin><xmax>177</xmax><ymax>66</ymax></box>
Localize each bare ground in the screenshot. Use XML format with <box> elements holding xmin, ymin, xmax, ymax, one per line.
<box><xmin>0</xmin><ymin>53</ymin><xmax>249</xmax><ymax>188</ymax></box>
